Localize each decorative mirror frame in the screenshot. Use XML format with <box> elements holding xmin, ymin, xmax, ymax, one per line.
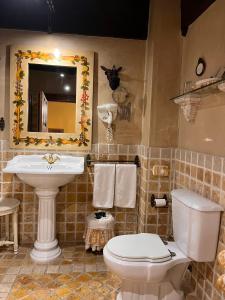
<box><xmin>10</xmin><ymin>46</ymin><xmax>94</xmax><ymax>150</ymax></box>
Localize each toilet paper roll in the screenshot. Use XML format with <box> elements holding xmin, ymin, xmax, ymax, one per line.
<box><xmin>154</xmin><ymin>198</ymin><xmax>167</xmax><ymax>207</ymax></box>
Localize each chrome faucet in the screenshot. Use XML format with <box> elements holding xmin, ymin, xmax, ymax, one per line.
<box><xmin>42</xmin><ymin>153</ymin><xmax>60</xmax><ymax>165</ymax></box>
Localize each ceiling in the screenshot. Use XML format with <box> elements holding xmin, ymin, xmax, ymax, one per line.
<box><xmin>181</xmin><ymin>0</ymin><xmax>216</xmax><ymax>36</ymax></box>
<box><xmin>0</xmin><ymin>0</ymin><xmax>150</xmax><ymax>39</ymax></box>
<box><xmin>0</xmin><ymin>0</ymin><xmax>216</xmax><ymax>39</ymax></box>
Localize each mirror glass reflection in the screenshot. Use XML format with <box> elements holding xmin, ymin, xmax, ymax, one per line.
<box><xmin>28</xmin><ymin>64</ymin><xmax>77</xmax><ymax>133</ymax></box>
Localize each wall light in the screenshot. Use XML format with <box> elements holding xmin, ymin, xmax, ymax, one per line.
<box><xmin>64</xmin><ymin>85</ymin><xmax>71</xmax><ymax>91</ymax></box>
<box><xmin>53</xmin><ymin>48</ymin><xmax>61</xmax><ymax>59</ymax></box>
<box><xmin>204</xmin><ymin>137</ymin><xmax>213</xmax><ymax>142</ymax></box>
<box><xmin>60</xmin><ymin>73</ymin><xmax>64</xmax><ymax>78</ymax></box>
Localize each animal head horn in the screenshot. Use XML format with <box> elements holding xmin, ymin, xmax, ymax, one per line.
<box><xmin>101</xmin><ymin>66</ymin><xmax>109</xmax><ymax>72</ymax></box>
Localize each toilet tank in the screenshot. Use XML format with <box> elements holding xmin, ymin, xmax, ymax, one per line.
<box><xmin>171</xmin><ymin>189</ymin><xmax>223</xmax><ymax>262</ymax></box>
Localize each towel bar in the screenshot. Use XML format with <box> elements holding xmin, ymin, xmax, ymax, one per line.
<box><xmin>86</xmin><ymin>154</ymin><xmax>140</xmax><ymax>167</ymax></box>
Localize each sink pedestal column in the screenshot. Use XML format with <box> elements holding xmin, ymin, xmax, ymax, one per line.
<box><xmin>30</xmin><ymin>188</ymin><xmax>61</xmax><ymax>262</ymax></box>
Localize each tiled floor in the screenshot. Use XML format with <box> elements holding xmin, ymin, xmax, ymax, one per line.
<box><xmin>0</xmin><ymin>244</ymin><xmax>120</xmax><ymax>300</ymax></box>
<box><xmin>8</xmin><ymin>272</ymin><xmax>121</xmax><ymax>300</ymax></box>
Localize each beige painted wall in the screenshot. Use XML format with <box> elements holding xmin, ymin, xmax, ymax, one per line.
<box><xmin>0</xmin><ymin>29</ymin><xmax>145</xmax><ymax>145</ymax></box>
<box><xmin>142</xmin><ymin>0</ymin><xmax>181</xmax><ymax>147</ymax></box>
<box><xmin>179</xmin><ymin>0</ymin><xmax>225</xmax><ymax>156</ymax></box>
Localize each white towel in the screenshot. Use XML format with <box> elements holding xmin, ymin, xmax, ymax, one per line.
<box><xmin>93</xmin><ymin>164</ymin><xmax>115</xmax><ymax>208</ymax></box>
<box><xmin>114</xmin><ymin>164</ymin><xmax>137</xmax><ymax>208</ymax></box>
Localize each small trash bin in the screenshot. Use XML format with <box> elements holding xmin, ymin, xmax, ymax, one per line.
<box><xmin>83</xmin><ymin>211</ymin><xmax>115</xmax><ymax>251</ymax></box>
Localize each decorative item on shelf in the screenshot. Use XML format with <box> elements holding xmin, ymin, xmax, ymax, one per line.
<box><xmin>214</xmin><ymin>66</ymin><xmax>225</xmax><ymax>79</ymax></box>
<box><xmin>0</xmin><ymin>117</ymin><xmax>5</xmax><ymax>131</ymax></box>
<box><xmin>151</xmin><ymin>194</ymin><xmax>168</xmax><ymax>208</ymax></box>
<box><xmin>218</xmin><ymin>81</ymin><xmax>225</xmax><ymax>92</ymax></box>
<box><xmin>194</xmin><ymin>77</ymin><xmax>220</xmax><ymax>89</ymax></box>
<box><xmin>195</xmin><ymin>57</ymin><xmax>206</xmax><ymax>76</ymax></box>
<box><xmin>216</xmin><ymin>250</ymin><xmax>225</xmax><ymax>292</ymax></box>
<box><xmin>183</xmin><ymin>80</ymin><xmax>194</xmax><ymax>93</ymax></box>
<box><xmin>174</xmin><ymin>95</ymin><xmax>201</xmax><ymax>123</ymax></box>
<box><xmin>97</xmin><ymin>103</ymin><xmax>118</xmax><ymax>143</ymax></box>
<box><xmin>101</xmin><ymin>65</ymin><xmax>122</xmax><ymax>90</ymax></box>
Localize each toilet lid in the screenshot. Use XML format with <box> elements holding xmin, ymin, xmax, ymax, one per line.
<box><xmin>107</xmin><ymin>233</ymin><xmax>172</xmax><ymax>263</ymax></box>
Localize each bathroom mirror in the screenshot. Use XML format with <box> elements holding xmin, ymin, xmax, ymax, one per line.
<box><xmin>10</xmin><ymin>46</ymin><xmax>94</xmax><ymax>150</ymax></box>
<box><xmin>28</xmin><ymin>64</ymin><xmax>77</xmax><ymax>133</ymax></box>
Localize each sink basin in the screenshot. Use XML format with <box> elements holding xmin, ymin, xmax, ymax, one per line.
<box><xmin>3</xmin><ymin>154</ymin><xmax>84</xmax><ymax>262</ymax></box>
<box><xmin>3</xmin><ymin>155</ymin><xmax>84</xmax><ymax>189</ymax></box>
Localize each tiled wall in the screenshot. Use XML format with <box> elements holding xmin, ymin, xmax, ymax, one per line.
<box><xmin>0</xmin><ymin>141</ymin><xmax>140</xmax><ymax>244</ymax></box>
<box><xmin>138</xmin><ymin>145</ymin><xmax>173</xmax><ymax>238</ymax></box>
<box><xmin>174</xmin><ymin>148</ymin><xmax>225</xmax><ymax>300</ymax></box>
<box><xmin>0</xmin><ymin>142</ymin><xmax>175</xmax><ymax>244</ymax></box>
<box><xmin>1</xmin><ymin>139</ymin><xmax>225</xmax><ymax>299</ymax></box>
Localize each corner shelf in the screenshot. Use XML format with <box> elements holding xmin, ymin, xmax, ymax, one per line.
<box><xmin>171</xmin><ymin>78</ymin><xmax>225</xmax><ymax>122</ymax></box>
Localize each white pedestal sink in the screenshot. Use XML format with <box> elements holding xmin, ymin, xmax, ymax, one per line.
<box><xmin>3</xmin><ymin>154</ymin><xmax>84</xmax><ymax>262</ymax></box>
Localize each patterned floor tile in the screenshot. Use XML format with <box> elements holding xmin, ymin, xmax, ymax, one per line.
<box><xmin>0</xmin><ymin>244</ymin><xmax>119</xmax><ymax>299</ymax></box>
<box><xmin>8</xmin><ymin>272</ymin><xmax>121</xmax><ymax>300</ymax></box>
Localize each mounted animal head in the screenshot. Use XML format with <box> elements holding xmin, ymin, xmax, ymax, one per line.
<box><xmin>101</xmin><ymin>65</ymin><xmax>122</xmax><ymax>90</ymax></box>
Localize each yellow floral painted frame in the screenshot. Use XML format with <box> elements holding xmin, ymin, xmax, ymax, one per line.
<box><xmin>10</xmin><ymin>46</ymin><xmax>94</xmax><ymax>150</ymax></box>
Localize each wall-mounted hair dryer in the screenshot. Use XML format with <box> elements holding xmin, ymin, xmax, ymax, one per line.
<box><xmin>97</xmin><ymin>103</ymin><xmax>118</xmax><ymax>143</ymax></box>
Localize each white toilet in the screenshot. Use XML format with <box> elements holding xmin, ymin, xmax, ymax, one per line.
<box><xmin>103</xmin><ymin>189</ymin><xmax>224</xmax><ymax>300</ymax></box>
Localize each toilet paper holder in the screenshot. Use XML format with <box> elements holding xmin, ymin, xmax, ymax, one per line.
<box><xmin>151</xmin><ymin>194</ymin><xmax>168</xmax><ymax>208</ymax></box>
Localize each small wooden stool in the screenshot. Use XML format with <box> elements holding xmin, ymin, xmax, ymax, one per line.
<box><xmin>0</xmin><ymin>198</ymin><xmax>20</xmax><ymax>253</ymax></box>
<box><xmin>83</xmin><ymin>212</ymin><xmax>115</xmax><ymax>251</ymax></box>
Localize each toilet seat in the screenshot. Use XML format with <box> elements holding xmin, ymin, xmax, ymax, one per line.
<box><xmin>106</xmin><ymin>233</ymin><xmax>172</xmax><ymax>263</ymax></box>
